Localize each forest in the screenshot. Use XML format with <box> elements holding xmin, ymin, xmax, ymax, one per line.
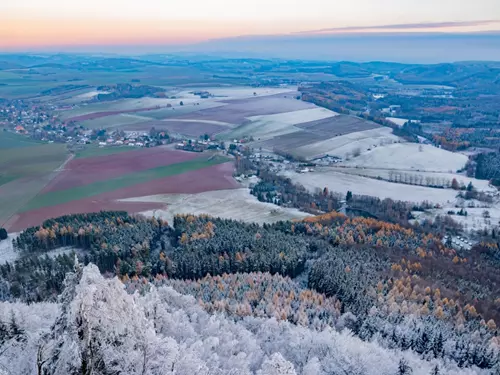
<box><xmin>0</xmin><ymin>210</ymin><xmax>499</xmax><ymax>374</ymax></box>
<box><xmin>474</xmin><ymin>152</ymin><xmax>500</xmax><ymax>183</ymax></box>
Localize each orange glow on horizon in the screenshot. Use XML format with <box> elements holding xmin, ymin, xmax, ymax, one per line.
<box><xmin>1</xmin><ymin>13</ymin><xmax>499</xmax><ymax>50</ymax></box>
<box><xmin>0</xmin><ymin>16</ymin><xmax>272</xmax><ymax>49</ymax></box>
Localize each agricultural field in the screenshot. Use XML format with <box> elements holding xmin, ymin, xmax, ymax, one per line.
<box><xmin>227</xmin><ymin>107</ymin><xmax>338</xmax><ymax>140</ymax></box>
<box><xmin>281</xmin><ymin>168</ymin><xmax>459</xmax><ymax>204</ymax></box>
<box><xmin>78</xmin><ymin>113</ymin><xmax>151</xmax><ymax>129</ymax></box>
<box><xmin>292</xmin><ymin>127</ymin><xmax>399</xmax><ymax>160</ymax></box>
<box><xmin>173</xmin><ymin>86</ymin><xmax>294</xmax><ymax>99</ymax></box>
<box><xmin>73</xmin><ymin>145</ymin><xmax>136</xmax><ymax>159</ymax></box>
<box><xmin>126</xmin><ymin>188</ymin><xmax>311</xmax><ymax>225</ymax></box>
<box><xmin>133</xmin><ymin>102</ymin><xmax>227</xmax><ymax>120</ymax></box>
<box><xmin>121</xmin><ymin>119</ymin><xmax>232</xmax><ymax>137</ymax></box>
<box><xmin>248</xmin><ymin>114</ymin><xmax>391</xmax><ymax>158</ymax></box>
<box><xmin>341</xmin><ymin>143</ymin><xmax>468</xmax><ymax>172</ymax></box>
<box><xmin>336</xmin><ymin>167</ymin><xmax>495</xmax><ymax>192</ymax></box>
<box><xmin>5</xmin><ymin>147</ymin><xmax>238</xmax><ymax>231</ymax></box>
<box><xmin>0</xmin><ymin>133</ymin><xmax>68</xmax><ymax>179</ymax></box>
<box><xmin>0</xmin><ymin>132</ymin><xmax>69</xmax><ymax>227</ymax></box>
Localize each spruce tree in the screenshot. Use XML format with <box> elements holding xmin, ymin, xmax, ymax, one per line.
<box><xmin>432</xmin><ymin>332</ymin><xmax>444</xmax><ymax>358</ymax></box>
<box><xmin>9</xmin><ymin>311</ymin><xmax>25</xmax><ymax>341</ymax></box>
<box><xmin>397</xmin><ymin>358</ymin><xmax>412</xmax><ymax>375</ymax></box>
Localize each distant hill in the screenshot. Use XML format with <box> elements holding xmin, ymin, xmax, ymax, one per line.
<box><xmin>179</xmin><ymin>32</ymin><xmax>500</xmax><ymax>63</ymax></box>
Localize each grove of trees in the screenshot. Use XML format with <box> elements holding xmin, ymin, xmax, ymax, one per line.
<box><xmin>0</xmin><ymin>210</ymin><xmax>499</xmax><ymax>373</ymax></box>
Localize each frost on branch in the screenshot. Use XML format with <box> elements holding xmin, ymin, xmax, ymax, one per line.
<box><xmin>0</xmin><ymin>265</ymin><xmax>494</xmax><ymax>375</ymax></box>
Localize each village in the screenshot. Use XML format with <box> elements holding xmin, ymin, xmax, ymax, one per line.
<box><xmin>0</xmin><ymin>98</ymin><xmax>234</xmax><ymax>153</ymax></box>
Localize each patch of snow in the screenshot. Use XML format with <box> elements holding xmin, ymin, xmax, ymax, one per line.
<box><xmin>341</xmin><ymin>143</ymin><xmax>468</xmax><ymax>172</ymax></box>
<box><xmin>122</xmin><ymin>188</ymin><xmax>311</xmax><ymax>224</ymax></box>
<box><xmin>0</xmin><ymin>233</ymin><xmax>19</xmax><ymax>264</ymax></box>
<box><xmin>231</xmin><ymin>107</ymin><xmax>338</xmax><ymax>140</ymax></box>
<box><xmin>0</xmin><ymin>232</ymin><xmax>76</xmax><ymax>265</ymax></box>
<box><xmin>293</xmin><ymin>127</ymin><xmax>400</xmax><ymax>160</ymax></box>
<box><xmin>282</xmin><ymin>169</ymin><xmax>459</xmax><ymax>205</ymax></box>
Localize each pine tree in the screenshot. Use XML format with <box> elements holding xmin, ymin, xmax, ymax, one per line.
<box><xmin>9</xmin><ymin>311</ymin><xmax>25</xmax><ymax>341</ymax></box>
<box><xmin>397</xmin><ymin>358</ymin><xmax>412</xmax><ymax>374</ymax></box>
<box><xmin>432</xmin><ymin>332</ymin><xmax>444</xmax><ymax>358</ymax></box>
<box><xmin>0</xmin><ymin>320</ymin><xmax>8</xmax><ymax>344</ymax></box>
<box><xmin>415</xmin><ymin>330</ymin><xmax>430</xmax><ymax>354</ymax></box>
<box><xmin>0</xmin><ymin>227</ymin><xmax>7</xmax><ymax>241</ymax></box>
<box><xmin>346</xmin><ymin>191</ymin><xmax>353</xmax><ymax>202</ymax></box>
<box><xmin>430</xmin><ymin>365</ymin><xmax>440</xmax><ymax>375</ymax></box>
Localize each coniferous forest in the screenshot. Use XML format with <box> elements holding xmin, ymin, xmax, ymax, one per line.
<box><xmin>0</xmin><ymin>210</ymin><xmax>500</xmax><ymax>374</ymax></box>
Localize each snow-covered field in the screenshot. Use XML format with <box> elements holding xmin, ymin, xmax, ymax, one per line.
<box><xmin>123</xmin><ymin>188</ymin><xmax>311</xmax><ymax>224</ymax></box>
<box><xmin>414</xmin><ymin>205</ymin><xmax>500</xmax><ymax>232</ymax></box>
<box><xmin>336</xmin><ymin>167</ymin><xmax>496</xmax><ymax>193</ymax></box>
<box><xmin>75</xmin><ymin>90</ymin><xmax>110</xmax><ymax>99</ymax></box>
<box><xmin>175</xmin><ymin>86</ymin><xmax>296</xmax><ymax>99</ymax></box>
<box><xmin>282</xmin><ymin>169</ymin><xmax>459</xmax><ymax>204</ymax></box>
<box><xmin>341</xmin><ymin>143</ymin><xmax>468</xmax><ymax>172</ymax></box>
<box><xmin>386</xmin><ymin>117</ymin><xmax>409</xmax><ymax>127</ymax></box>
<box><xmin>160</xmin><ymin>118</ymin><xmax>234</xmax><ymax>128</ymax></box>
<box><xmin>0</xmin><ymin>233</ymin><xmax>19</xmax><ymax>264</ymax></box>
<box><xmin>229</xmin><ymin>107</ymin><xmax>338</xmax><ymax>140</ymax></box>
<box><xmin>293</xmin><ymin>127</ymin><xmax>400</xmax><ymax>159</ymax></box>
<box><xmin>79</xmin><ymin>113</ymin><xmax>152</xmax><ymax>129</ymax></box>
<box><xmin>0</xmin><ymin>233</ymin><xmax>75</xmax><ymax>265</ymax></box>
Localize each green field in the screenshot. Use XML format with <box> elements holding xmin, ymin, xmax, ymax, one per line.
<box><xmin>0</xmin><ymin>132</ymin><xmax>68</xmax><ymax>186</ymax></box>
<box><xmin>79</xmin><ymin>113</ymin><xmax>150</xmax><ymax>129</ymax></box>
<box><xmin>22</xmin><ymin>156</ymin><xmax>229</xmax><ymax>211</ymax></box>
<box><xmin>0</xmin><ymin>131</ymin><xmax>43</xmax><ymax>148</ymax></box>
<box><xmin>74</xmin><ymin>145</ymin><xmax>135</xmax><ymax>159</ymax></box>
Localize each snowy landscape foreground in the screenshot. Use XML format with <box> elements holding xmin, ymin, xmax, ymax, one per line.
<box><xmin>0</xmin><ymin>265</ymin><xmax>489</xmax><ymax>375</ymax></box>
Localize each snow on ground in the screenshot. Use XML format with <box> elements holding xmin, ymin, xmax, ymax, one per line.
<box><xmin>160</xmin><ymin>118</ymin><xmax>235</xmax><ymax>128</ymax></box>
<box><xmin>79</xmin><ymin>113</ymin><xmax>152</xmax><ymax>129</ymax></box>
<box><xmin>114</xmin><ymin>97</ymin><xmax>202</xmax><ymax>109</ymax></box>
<box><xmin>0</xmin><ymin>233</ymin><xmax>75</xmax><ymax>265</ymax></box>
<box><xmin>293</xmin><ymin>127</ymin><xmax>400</xmax><ymax>160</ymax></box>
<box><xmin>386</xmin><ymin>117</ymin><xmax>409</xmax><ymax>127</ymax></box>
<box><xmin>414</xmin><ymin>205</ymin><xmax>500</xmax><ymax>232</ymax></box>
<box><xmin>282</xmin><ymin>169</ymin><xmax>459</xmax><ymax>205</ymax></box>
<box><xmin>123</xmin><ymin>188</ymin><xmax>311</xmax><ymax>225</ymax></box>
<box><xmin>230</xmin><ymin>107</ymin><xmax>339</xmax><ymax>140</ymax></box>
<box><xmin>75</xmin><ymin>90</ymin><xmax>110</xmax><ymax>99</ymax></box>
<box><xmin>336</xmin><ymin>167</ymin><xmax>496</xmax><ymax>193</ymax></box>
<box><xmin>341</xmin><ymin>143</ymin><xmax>468</xmax><ymax>172</ymax></box>
<box><xmin>175</xmin><ymin>86</ymin><xmax>296</xmax><ymax>100</ymax></box>
<box><xmin>0</xmin><ymin>233</ymin><xmax>19</xmax><ymax>264</ymax></box>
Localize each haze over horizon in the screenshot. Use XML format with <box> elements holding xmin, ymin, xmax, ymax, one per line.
<box><xmin>1</xmin><ymin>0</ymin><xmax>500</xmax><ymax>62</ymax></box>
<box><xmin>2</xmin><ymin>0</ymin><xmax>500</xmax><ymax>48</ymax></box>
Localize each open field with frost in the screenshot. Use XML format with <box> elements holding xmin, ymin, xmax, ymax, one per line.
<box><xmin>292</xmin><ymin>127</ymin><xmax>400</xmax><ymax>159</ymax></box>
<box><xmin>0</xmin><ymin>233</ymin><xmax>75</xmax><ymax>264</ymax></box>
<box><xmin>413</xmin><ymin>205</ymin><xmax>500</xmax><ymax>232</ymax></box>
<box><xmin>124</xmin><ymin>188</ymin><xmax>311</xmax><ymax>225</ymax></box>
<box><xmin>336</xmin><ymin>167</ymin><xmax>496</xmax><ymax>192</ymax></box>
<box><xmin>281</xmin><ymin>168</ymin><xmax>459</xmax><ymax>205</ymax></box>
<box><xmin>228</xmin><ymin>107</ymin><xmax>338</xmax><ymax>140</ymax></box>
<box><xmin>79</xmin><ymin>113</ymin><xmax>152</xmax><ymax>129</ymax></box>
<box><xmin>341</xmin><ymin>143</ymin><xmax>468</xmax><ymax>172</ymax></box>
<box><xmin>174</xmin><ymin>86</ymin><xmax>295</xmax><ymax>99</ymax></box>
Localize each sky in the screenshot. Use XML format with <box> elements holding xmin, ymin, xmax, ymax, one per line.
<box><xmin>1</xmin><ymin>0</ymin><xmax>500</xmax><ymax>50</ymax></box>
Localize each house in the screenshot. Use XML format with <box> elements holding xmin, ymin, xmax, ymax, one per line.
<box><xmin>15</xmin><ymin>125</ymin><xmax>26</xmax><ymax>133</ymax></box>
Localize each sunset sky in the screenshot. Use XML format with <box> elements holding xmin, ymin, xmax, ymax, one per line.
<box><xmin>1</xmin><ymin>0</ymin><xmax>500</xmax><ymax>50</ymax></box>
